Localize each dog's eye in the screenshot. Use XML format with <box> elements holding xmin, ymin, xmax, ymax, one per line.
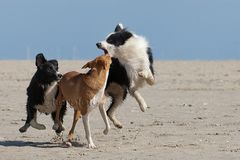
<box><xmin>48</xmin><ymin>66</ymin><xmax>54</xmax><ymax>71</ymax></box>
<box><xmin>107</xmin><ymin>38</ymin><xmax>113</xmax><ymax>44</ymax></box>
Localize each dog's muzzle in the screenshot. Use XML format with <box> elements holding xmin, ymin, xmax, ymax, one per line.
<box><xmin>96</xmin><ymin>42</ymin><xmax>102</xmax><ymax>48</ymax></box>
<box><xmin>57</xmin><ymin>73</ymin><xmax>63</xmax><ymax>79</ymax></box>
<box><xmin>96</xmin><ymin>42</ymin><xmax>108</xmax><ymax>54</ymax></box>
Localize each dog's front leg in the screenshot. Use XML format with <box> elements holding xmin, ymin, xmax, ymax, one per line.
<box><xmin>68</xmin><ymin>109</ymin><xmax>81</xmax><ymax>141</ymax></box>
<box><xmin>130</xmin><ymin>90</ymin><xmax>147</xmax><ymax>112</ymax></box>
<box><xmin>138</xmin><ymin>70</ymin><xmax>155</xmax><ymax>85</ymax></box>
<box><xmin>82</xmin><ymin>114</ymin><xmax>96</xmax><ymax>149</ymax></box>
<box><xmin>19</xmin><ymin>123</ymin><xmax>30</xmax><ymax>133</ymax></box>
<box><xmin>52</xmin><ymin>96</ymin><xmax>65</xmax><ymax>132</ymax></box>
<box><xmin>99</xmin><ymin>100</ymin><xmax>110</xmax><ymax>135</ymax></box>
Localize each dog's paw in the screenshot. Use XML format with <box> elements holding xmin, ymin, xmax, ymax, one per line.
<box><xmin>113</xmin><ymin>122</ymin><xmax>123</xmax><ymax>129</ymax></box>
<box><xmin>140</xmin><ymin>103</ymin><xmax>147</xmax><ymax>112</ymax></box>
<box><xmin>146</xmin><ymin>77</ymin><xmax>155</xmax><ymax>86</ymax></box>
<box><xmin>30</xmin><ymin>120</ymin><xmax>46</xmax><ymax>130</ymax></box>
<box><xmin>19</xmin><ymin>127</ymin><xmax>27</xmax><ymax>133</ymax></box>
<box><xmin>67</xmin><ymin>133</ymin><xmax>75</xmax><ymax>142</ymax></box>
<box><xmin>19</xmin><ymin>124</ymin><xmax>30</xmax><ymax>133</ymax></box>
<box><xmin>103</xmin><ymin>127</ymin><xmax>110</xmax><ymax>135</ymax></box>
<box><xmin>55</xmin><ymin>128</ymin><xmax>63</xmax><ymax>134</ymax></box>
<box><xmin>56</xmin><ymin>125</ymin><xmax>65</xmax><ymax>133</ymax></box>
<box><xmin>139</xmin><ymin>71</ymin><xmax>155</xmax><ymax>86</ymax></box>
<box><xmin>138</xmin><ymin>71</ymin><xmax>148</xmax><ymax>78</ymax></box>
<box><xmin>52</xmin><ymin>123</ymin><xmax>59</xmax><ymax>131</ymax></box>
<box><xmin>63</xmin><ymin>141</ymin><xmax>72</xmax><ymax>148</ymax></box>
<box><xmin>87</xmin><ymin>143</ymin><xmax>97</xmax><ymax>149</ymax></box>
<box><xmin>52</xmin><ymin>123</ymin><xmax>65</xmax><ymax>132</ymax></box>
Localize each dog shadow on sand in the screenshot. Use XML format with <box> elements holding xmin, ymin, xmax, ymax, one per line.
<box><xmin>0</xmin><ymin>140</ymin><xmax>85</xmax><ymax>148</ymax></box>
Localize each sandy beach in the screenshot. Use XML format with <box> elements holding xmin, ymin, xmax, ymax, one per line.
<box><xmin>0</xmin><ymin>60</ymin><xmax>240</xmax><ymax>160</ymax></box>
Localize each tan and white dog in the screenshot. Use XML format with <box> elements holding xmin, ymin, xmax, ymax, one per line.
<box><xmin>52</xmin><ymin>54</ymin><xmax>112</xmax><ymax>148</ymax></box>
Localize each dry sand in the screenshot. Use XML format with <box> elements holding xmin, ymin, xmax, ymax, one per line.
<box><xmin>0</xmin><ymin>60</ymin><xmax>240</xmax><ymax>160</ymax></box>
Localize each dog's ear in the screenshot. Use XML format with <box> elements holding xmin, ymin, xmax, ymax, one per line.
<box><xmin>49</xmin><ymin>59</ymin><xmax>59</xmax><ymax>70</ymax></box>
<box><xmin>82</xmin><ymin>61</ymin><xmax>91</xmax><ymax>69</ymax></box>
<box><xmin>49</xmin><ymin>60</ymin><xmax>58</xmax><ymax>67</ymax></box>
<box><xmin>122</xmin><ymin>31</ymin><xmax>133</xmax><ymax>40</ymax></box>
<box><xmin>114</xmin><ymin>23</ymin><xmax>124</xmax><ymax>32</ymax></box>
<box><xmin>35</xmin><ymin>53</ymin><xmax>47</xmax><ymax>67</ymax></box>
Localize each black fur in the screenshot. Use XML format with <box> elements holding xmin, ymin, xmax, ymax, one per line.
<box><xmin>106</xmin><ymin>58</ymin><xmax>130</xmax><ymax>89</ymax></box>
<box><xmin>147</xmin><ymin>47</ymin><xmax>154</xmax><ymax>75</ymax></box>
<box><xmin>114</xmin><ymin>24</ymin><xmax>123</xmax><ymax>32</ymax></box>
<box><xmin>106</xmin><ymin>30</ymin><xmax>133</xmax><ymax>47</ymax></box>
<box><xmin>19</xmin><ymin>53</ymin><xmax>66</xmax><ymax>134</ymax></box>
<box><xmin>106</xmin><ymin>58</ymin><xmax>129</xmax><ymax>113</ymax></box>
<box><xmin>51</xmin><ymin>101</ymin><xmax>67</xmax><ymax>133</ymax></box>
<box><xmin>106</xmin><ymin>49</ymin><xmax>154</xmax><ymax>114</ymax></box>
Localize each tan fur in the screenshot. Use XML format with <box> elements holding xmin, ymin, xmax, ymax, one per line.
<box><xmin>53</xmin><ymin>54</ymin><xmax>111</xmax><ymax>148</ymax></box>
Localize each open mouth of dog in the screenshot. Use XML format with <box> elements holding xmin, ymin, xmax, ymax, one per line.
<box><xmin>100</xmin><ymin>48</ymin><xmax>108</xmax><ymax>55</ymax></box>
<box><xmin>96</xmin><ymin>43</ymin><xmax>108</xmax><ymax>55</ymax></box>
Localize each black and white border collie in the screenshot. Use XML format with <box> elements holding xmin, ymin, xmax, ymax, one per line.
<box><xmin>19</xmin><ymin>53</ymin><xmax>67</xmax><ymax>134</ymax></box>
<box><xmin>96</xmin><ymin>24</ymin><xmax>155</xmax><ymax>129</ymax></box>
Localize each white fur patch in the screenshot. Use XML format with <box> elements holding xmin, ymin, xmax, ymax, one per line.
<box><xmin>35</xmin><ymin>81</ymin><xmax>58</xmax><ymax>114</ymax></box>
<box><xmin>100</xmin><ymin>34</ymin><xmax>152</xmax><ymax>90</ymax></box>
<box><xmin>115</xmin><ymin>35</ymin><xmax>151</xmax><ymax>90</ymax></box>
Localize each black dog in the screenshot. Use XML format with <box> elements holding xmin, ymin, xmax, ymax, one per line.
<box><xmin>19</xmin><ymin>53</ymin><xmax>66</xmax><ymax>134</ymax></box>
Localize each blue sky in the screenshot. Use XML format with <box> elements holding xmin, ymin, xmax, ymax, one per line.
<box><xmin>0</xmin><ymin>0</ymin><xmax>239</xmax><ymax>60</ymax></box>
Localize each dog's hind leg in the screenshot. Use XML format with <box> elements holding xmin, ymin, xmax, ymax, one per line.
<box><xmin>29</xmin><ymin>113</ymin><xmax>46</xmax><ymax>130</ymax></box>
<box><xmin>68</xmin><ymin>109</ymin><xmax>81</xmax><ymax>142</ymax></box>
<box><xmin>107</xmin><ymin>95</ymin><xmax>123</xmax><ymax>129</ymax></box>
<box><xmin>130</xmin><ymin>90</ymin><xmax>147</xmax><ymax>112</ymax></box>
<box><xmin>106</xmin><ymin>83</ymin><xmax>127</xmax><ymax>129</ymax></box>
<box><xmin>19</xmin><ymin>103</ymin><xmax>35</xmax><ymax>132</ymax></box>
<box><xmin>82</xmin><ymin>113</ymin><xmax>96</xmax><ymax>149</ymax></box>
<box><xmin>99</xmin><ymin>96</ymin><xmax>110</xmax><ymax>134</ymax></box>
<box><xmin>19</xmin><ymin>103</ymin><xmax>45</xmax><ymax>132</ymax></box>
